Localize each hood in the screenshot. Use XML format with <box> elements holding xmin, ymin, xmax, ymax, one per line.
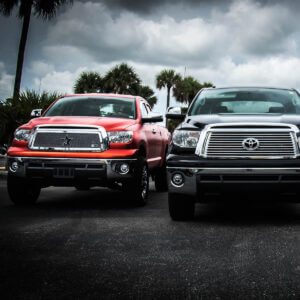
<box><xmin>180</xmin><ymin>114</ymin><xmax>300</xmax><ymax>130</ymax></box>
<box><xmin>24</xmin><ymin>116</ymin><xmax>137</xmax><ymax>131</ymax></box>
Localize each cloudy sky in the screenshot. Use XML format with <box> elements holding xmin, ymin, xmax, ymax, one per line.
<box><xmin>1</xmin><ymin>0</ymin><xmax>300</xmax><ymax>112</ymax></box>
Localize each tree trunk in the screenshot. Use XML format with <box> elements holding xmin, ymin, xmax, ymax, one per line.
<box><xmin>13</xmin><ymin>2</ymin><xmax>32</xmax><ymax>101</ymax></box>
<box><xmin>166</xmin><ymin>87</ymin><xmax>170</xmax><ymax>127</ymax></box>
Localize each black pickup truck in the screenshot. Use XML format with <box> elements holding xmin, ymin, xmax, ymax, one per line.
<box><xmin>166</xmin><ymin>87</ymin><xmax>300</xmax><ymax>220</ymax></box>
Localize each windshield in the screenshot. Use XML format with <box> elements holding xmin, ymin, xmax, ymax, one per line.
<box><xmin>189</xmin><ymin>88</ymin><xmax>300</xmax><ymax>115</ymax></box>
<box><xmin>44</xmin><ymin>96</ymin><xmax>137</xmax><ymax>119</ymax></box>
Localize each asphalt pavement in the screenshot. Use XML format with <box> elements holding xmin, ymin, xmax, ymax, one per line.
<box><xmin>0</xmin><ymin>178</ymin><xmax>300</xmax><ymax>299</ymax></box>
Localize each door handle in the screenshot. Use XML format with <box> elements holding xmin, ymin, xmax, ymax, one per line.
<box><xmin>152</xmin><ymin>129</ymin><xmax>157</xmax><ymax>134</ymax></box>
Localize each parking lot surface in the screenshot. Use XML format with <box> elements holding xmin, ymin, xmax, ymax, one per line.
<box><xmin>0</xmin><ymin>155</ymin><xmax>6</xmax><ymax>168</ymax></box>
<box><xmin>0</xmin><ymin>179</ymin><xmax>300</xmax><ymax>299</ymax></box>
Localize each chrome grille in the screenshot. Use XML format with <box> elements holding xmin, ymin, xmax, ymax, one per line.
<box><xmin>196</xmin><ymin>123</ymin><xmax>299</xmax><ymax>159</ymax></box>
<box><xmin>29</xmin><ymin>125</ymin><xmax>108</xmax><ymax>152</ymax></box>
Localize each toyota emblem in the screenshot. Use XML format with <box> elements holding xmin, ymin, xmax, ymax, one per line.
<box><xmin>242</xmin><ymin>137</ymin><xmax>259</xmax><ymax>151</ymax></box>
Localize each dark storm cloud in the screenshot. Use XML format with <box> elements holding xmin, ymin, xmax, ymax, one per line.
<box><xmin>43</xmin><ymin>0</ymin><xmax>297</xmax><ymax>70</ymax></box>
<box><xmin>89</xmin><ymin>0</ymin><xmax>300</xmax><ymax>14</ymax></box>
<box><xmin>93</xmin><ymin>0</ymin><xmax>215</xmax><ymax>14</ymax></box>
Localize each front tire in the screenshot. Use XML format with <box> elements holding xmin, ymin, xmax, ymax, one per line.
<box><xmin>168</xmin><ymin>193</ymin><xmax>195</xmax><ymax>221</ymax></box>
<box><xmin>124</xmin><ymin>156</ymin><xmax>149</xmax><ymax>206</ymax></box>
<box><xmin>7</xmin><ymin>175</ymin><xmax>40</xmax><ymax>205</ymax></box>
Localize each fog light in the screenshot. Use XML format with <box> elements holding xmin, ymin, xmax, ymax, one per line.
<box><xmin>119</xmin><ymin>163</ymin><xmax>130</xmax><ymax>175</ymax></box>
<box><xmin>10</xmin><ymin>162</ymin><xmax>19</xmax><ymax>173</ymax></box>
<box><xmin>189</xmin><ymin>168</ymin><xmax>199</xmax><ymax>174</ymax></box>
<box><xmin>172</xmin><ymin>173</ymin><xmax>184</xmax><ymax>186</ymax></box>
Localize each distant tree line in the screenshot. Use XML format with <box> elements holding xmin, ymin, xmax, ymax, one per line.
<box><xmin>74</xmin><ymin>63</ymin><xmax>158</xmax><ymax>107</ymax></box>
<box><xmin>74</xmin><ymin>64</ymin><xmax>214</xmax><ymax>113</ymax></box>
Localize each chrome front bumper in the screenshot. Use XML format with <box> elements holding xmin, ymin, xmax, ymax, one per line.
<box><xmin>7</xmin><ymin>156</ymin><xmax>137</xmax><ymax>183</ymax></box>
<box><xmin>167</xmin><ymin>166</ymin><xmax>300</xmax><ymax>195</ymax></box>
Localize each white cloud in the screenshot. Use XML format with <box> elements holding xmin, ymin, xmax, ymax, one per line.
<box><xmin>28</xmin><ymin>61</ymin><xmax>55</xmax><ymax>76</ymax></box>
<box><xmin>0</xmin><ymin>62</ymin><xmax>14</xmax><ymax>100</ymax></box>
<box><xmin>186</xmin><ymin>57</ymin><xmax>300</xmax><ymax>89</ymax></box>
<box><xmin>32</xmin><ymin>67</ymin><xmax>87</xmax><ymax>94</ymax></box>
<box><xmin>212</xmin><ymin>0</ymin><xmax>297</xmax><ymax>58</ymax></box>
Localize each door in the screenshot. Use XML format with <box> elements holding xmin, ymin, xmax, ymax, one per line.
<box><xmin>140</xmin><ymin>102</ymin><xmax>160</xmax><ymax>168</ymax></box>
<box><xmin>146</xmin><ymin>103</ymin><xmax>163</xmax><ymax>165</ymax></box>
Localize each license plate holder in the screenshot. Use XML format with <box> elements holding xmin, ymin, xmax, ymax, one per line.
<box><xmin>53</xmin><ymin>168</ymin><xmax>74</xmax><ymax>178</ymax></box>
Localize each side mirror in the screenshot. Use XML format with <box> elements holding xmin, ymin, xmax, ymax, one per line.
<box><xmin>142</xmin><ymin>112</ymin><xmax>163</xmax><ymax>123</ymax></box>
<box><xmin>31</xmin><ymin>109</ymin><xmax>42</xmax><ymax>118</ymax></box>
<box><xmin>166</xmin><ymin>106</ymin><xmax>185</xmax><ymax>120</ymax></box>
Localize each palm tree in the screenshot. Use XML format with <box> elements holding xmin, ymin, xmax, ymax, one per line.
<box><xmin>156</xmin><ymin>69</ymin><xmax>182</xmax><ymax>112</ymax></box>
<box><xmin>0</xmin><ymin>0</ymin><xmax>73</xmax><ymax>101</ymax></box>
<box><xmin>103</xmin><ymin>63</ymin><xmax>141</xmax><ymax>95</ymax></box>
<box><xmin>74</xmin><ymin>71</ymin><xmax>102</xmax><ymax>93</ymax></box>
<box><xmin>173</xmin><ymin>76</ymin><xmax>214</xmax><ymax>105</ymax></box>
<box><xmin>139</xmin><ymin>85</ymin><xmax>157</xmax><ymax>108</ymax></box>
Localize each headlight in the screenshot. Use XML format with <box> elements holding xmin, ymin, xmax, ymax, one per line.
<box><xmin>14</xmin><ymin>129</ymin><xmax>32</xmax><ymax>142</ymax></box>
<box><xmin>172</xmin><ymin>130</ymin><xmax>200</xmax><ymax>148</ymax></box>
<box><xmin>107</xmin><ymin>131</ymin><xmax>133</xmax><ymax>144</ymax></box>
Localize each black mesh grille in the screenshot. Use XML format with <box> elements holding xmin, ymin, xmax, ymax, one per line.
<box><xmin>34</xmin><ymin>132</ymin><xmax>101</xmax><ymax>149</ymax></box>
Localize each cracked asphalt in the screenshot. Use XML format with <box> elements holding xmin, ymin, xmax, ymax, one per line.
<box><xmin>0</xmin><ymin>178</ymin><xmax>300</xmax><ymax>299</ymax></box>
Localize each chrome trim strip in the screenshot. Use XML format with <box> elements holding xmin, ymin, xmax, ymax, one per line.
<box><xmin>167</xmin><ymin>167</ymin><xmax>300</xmax><ymax>174</ymax></box>
<box><xmin>8</xmin><ymin>156</ymin><xmax>137</xmax><ymax>163</ymax></box>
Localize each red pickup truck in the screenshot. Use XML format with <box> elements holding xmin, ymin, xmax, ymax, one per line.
<box><xmin>7</xmin><ymin>94</ymin><xmax>170</xmax><ymax>205</ymax></box>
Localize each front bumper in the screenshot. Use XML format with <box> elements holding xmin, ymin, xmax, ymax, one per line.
<box><xmin>167</xmin><ymin>156</ymin><xmax>300</xmax><ymax>196</ymax></box>
<box><xmin>7</xmin><ymin>156</ymin><xmax>137</xmax><ymax>187</ymax></box>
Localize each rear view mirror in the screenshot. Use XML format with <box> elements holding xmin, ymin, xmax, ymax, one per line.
<box><xmin>166</xmin><ymin>106</ymin><xmax>185</xmax><ymax>120</ymax></box>
<box><xmin>142</xmin><ymin>112</ymin><xmax>163</xmax><ymax>123</ymax></box>
<box><xmin>31</xmin><ymin>109</ymin><xmax>42</xmax><ymax>118</ymax></box>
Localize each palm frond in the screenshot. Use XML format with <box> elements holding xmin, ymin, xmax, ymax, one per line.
<box><xmin>103</xmin><ymin>63</ymin><xmax>141</xmax><ymax>95</ymax></box>
<box><xmin>0</xmin><ymin>0</ymin><xmax>19</xmax><ymax>16</ymax></box>
<box><xmin>33</xmin><ymin>0</ymin><xmax>73</xmax><ymax>20</ymax></box>
<box><xmin>74</xmin><ymin>71</ymin><xmax>102</xmax><ymax>93</ymax></box>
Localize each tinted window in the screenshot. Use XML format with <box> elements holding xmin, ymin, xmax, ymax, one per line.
<box><xmin>189</xmin><ymin>88</ymin><xmax>300</xmax><ymax>115</ymax></box>
<box><xmin>45</xmin><ymin>96</ymin><xmax>137</xmax><ymax>119</ymax></box>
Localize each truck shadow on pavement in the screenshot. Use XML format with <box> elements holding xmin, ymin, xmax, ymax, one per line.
<box><xmin>38</xmin><ymin>187</ymin><xmax>149</xmax><ymax>209</ymax></box>
<box><xmin>1</xmin><ymin>183</ymin><xmax>300</xmax><ymax>225</ymax></box>
<box><xmin>35</xmin><ymin>181</ymin><xmax>159</xmax><ymax>210</ymax></box>
<box><xmin>193</xmin><ymin>193</ymin><xmax>300</xmax><ymax>226</ymax></box>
